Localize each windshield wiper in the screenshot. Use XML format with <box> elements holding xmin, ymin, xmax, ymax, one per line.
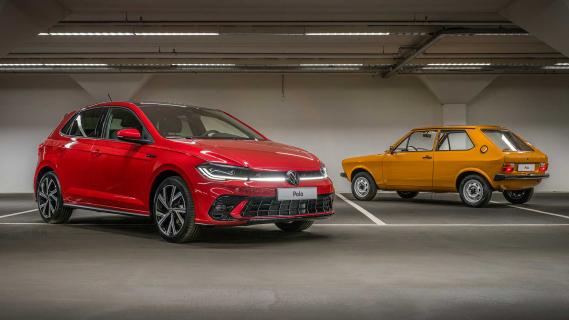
<box><xmin>165</xmin><ymin>135</ymin><xmax>192</xmax><ymax>139</ymax></box>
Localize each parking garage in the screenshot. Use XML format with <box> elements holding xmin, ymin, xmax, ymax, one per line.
<box><xmin>1</xmin><ymin>1</ymin><xmax>569</xmax><ymax>319</ymax></box>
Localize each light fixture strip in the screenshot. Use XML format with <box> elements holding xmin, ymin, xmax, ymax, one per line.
<box><xmin>305</xmin><ymin>32</ymin><xmax>390</xmax><ymax>36</ymax></box>
<box><xmin>427</xmin><ymin>63</ymin><xmax>491</xmax><ymax>66</ymax></box>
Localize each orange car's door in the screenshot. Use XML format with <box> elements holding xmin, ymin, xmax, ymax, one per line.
<box><xmin>382</xmin><ymin>130</ymin><xmax>437</xmax><ymax>189</ymax></box>
<box><xmin>433</xmin><ymin>130</ymin><xmax>476</xmax><ymax>190</ymax></box>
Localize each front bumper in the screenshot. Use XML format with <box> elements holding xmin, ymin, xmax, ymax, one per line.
<box><xmin>494</xmin><ymin>173</ymin><xmax>550</xmax><ymax>181</ymax></box>
<box><xmin>193</xmin><ymin>178</ymin><xmax>335</xmax><ymax>226</ymax></box>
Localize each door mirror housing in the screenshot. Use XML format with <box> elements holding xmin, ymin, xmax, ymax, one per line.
<box><xmin>116</xmin><ymin>128</ymin><xmax>149</xmax><ymax>144</ymax></box>
<box><xmin>387</xmin><ymin>145</ymin><xmax>396</xmax><ymax>154</ymax></box>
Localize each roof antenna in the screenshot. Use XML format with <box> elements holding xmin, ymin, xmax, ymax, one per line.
<box><xmin>107</xmin><ymin>93</ymin><xmax>112</xmax><ymax>101</ymax></box>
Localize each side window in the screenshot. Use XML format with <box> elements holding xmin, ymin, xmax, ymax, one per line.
<box><xmin>395</xmin><ymin>131</ymin><xmax>437</xmax><ymax>152</ymax></box>
<box><xmin>67</xmin><ymin>108</ymin><xmax>106</xmax><ymax>138</ymax></box>
<box><xmin>104</xmin><ymin>108</ymin><xmax>145</xmax><ymax>140</ymax></box>
<box><xmin>437</xmin><ymin>131</ymin><xmax>474</xmax><ymax>151</ymax></box>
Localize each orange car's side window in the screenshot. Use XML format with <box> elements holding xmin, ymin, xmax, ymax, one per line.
<box><xmin>394</xmin><ymin>131</ymin><xmax>437</xmax><ymax>153</ymax></box>
<box><xmin>436</xmin><ymin>130</ymin><xmax>474</xmax><ymax>151</ymax></box>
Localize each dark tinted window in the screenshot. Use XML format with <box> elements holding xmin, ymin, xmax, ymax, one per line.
<box><xmin>482</xmin><ymin>129</ymin><xmax>533</xmax><ymax>152</ymax></box>
<box><xmin>139</xmin><ymin>104</ymin><xmax>263</xmax><ymax>140</ymax></box>
<box><xmin>104</xmin><ymin>108</ymin><xmax>146</xmax><ymax>140</ymax></box>
<box><xmin>67</xmin><ymin>108</ymin><xmax>106</xmax><ymax>138</ymax></box>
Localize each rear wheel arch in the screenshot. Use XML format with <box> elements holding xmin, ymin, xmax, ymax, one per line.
<box><xmin>455</xmin><ymin>169</ymin><xmax>493</xmax><ymax>192</ymax></box>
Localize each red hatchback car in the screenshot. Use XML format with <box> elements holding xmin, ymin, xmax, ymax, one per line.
<box><xmin>34</xmin><ymin>102</ymin><xmax>334</xmax><ymax>242</ymax></box>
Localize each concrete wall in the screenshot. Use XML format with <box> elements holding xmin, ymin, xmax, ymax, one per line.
<box><xmin>468</xmin><ymin>75</ymin><xmax>569</xmax><ymax>192</ymax></box>
<box><xmin>0</xmin><ymin>73</ymin><xmax>567</xmax><ymax>194</ymax></box>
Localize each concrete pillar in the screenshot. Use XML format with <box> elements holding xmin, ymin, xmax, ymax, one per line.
<box><xmin>418</xmin><ymin>75</ymin><xmax>497</xmax><ymax>125</ymax></box>
<box><xmin>442</xmin><ymin>104</ymin><xmax>467</xmax><ymax>125</ymax></box>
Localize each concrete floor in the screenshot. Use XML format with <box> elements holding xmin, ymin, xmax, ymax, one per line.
<box><xmin>1</xmin><ymin>193</ymin><xmax>569</xmax><ymax>319</ymax></box>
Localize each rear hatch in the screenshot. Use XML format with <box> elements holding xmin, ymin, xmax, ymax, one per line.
<box><xmin>503</xmin><ymin>151</ymin><xmax>547</xmax><ymax>175</ymax></box>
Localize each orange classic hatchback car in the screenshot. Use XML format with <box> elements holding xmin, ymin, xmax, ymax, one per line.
<box><xmin>341</xmin><ymin>126</ymin><xmax>549</xmax><ymax>207</ymax></box>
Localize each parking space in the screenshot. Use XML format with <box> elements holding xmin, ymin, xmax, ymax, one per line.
<box><xmin>343</xmin><ymin>192</ymin><xmax>569</xmax><ymax>225</ymax></box>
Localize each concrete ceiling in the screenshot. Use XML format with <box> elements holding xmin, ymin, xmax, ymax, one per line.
<box><xmin>0</xmin><ymin>0</ymin><xmax>567</xmax><ymax>75</ymax></box>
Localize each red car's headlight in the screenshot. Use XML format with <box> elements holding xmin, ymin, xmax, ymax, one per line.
<box><xmin>197</xmin><ymin>163</ymin><xmax>250</xmax><ymax>181</ymax></box>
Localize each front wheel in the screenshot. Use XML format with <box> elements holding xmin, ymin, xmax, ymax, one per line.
<box><xmin>503</xmin><ymin>188</ymin><xmax>534</xmax><ymax>204</ymax></box>
<box><xmin>351</xmin><ymin>172</ymin><xmax>377</xmax><ymax>201</ymax></box>
<box><xmin>397</xmin><ymin>191</ymin><xmax>419</xmax><ymax>199</ymax></box>
<box><xmin>37</xmin><ymin>171</ymin><xmax>73</xmax><ymax>224</ymax></box>
<box><xmin>275</xmin><ymin>220</ymin><xmax>314</xmax><ymax>232</ymax></box>
<box><xmin>153</xmin><ymin>176</ymin><xmax>202</xmax><ymax>243</ymax></box>
<box><xmin>458</xmin><ymin>174</ymin><xmax>492</xmax><ymax>208</ymax></box>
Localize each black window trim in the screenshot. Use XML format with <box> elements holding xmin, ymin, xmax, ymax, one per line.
<box><xmin>59</xmin><ymin>107</ymin><xmax>109</xmax><ymax>140</ymax></box>
<box><xmin>435</xmin><ymin>129</ymin><xmax>475</xmax><ymax>152</ymax></box>
<box><xmin>100</xmin><ymin>106</ymin><xmax>154</xmax><ymax>144</ymax></box>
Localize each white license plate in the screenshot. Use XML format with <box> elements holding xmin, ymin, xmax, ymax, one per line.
<box><xmin>518</xmin><ymin>163</ymin><xmax>535</xmax><ymax>172</ymax></box>
<box><xmin>277</xmin><ymin>187</ymin><xmax>317</xmax><ymax>201</ymax></box>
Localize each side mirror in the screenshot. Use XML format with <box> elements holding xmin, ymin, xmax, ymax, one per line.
<box><xmin>387</xmin><ymin>146</ymin><xmax>395</xmax><ymax>154</ymax></box>
<box><xmin>116</xmin><ymin>128</ymin><xmax>148</xmax><ymax>144</ymax></box>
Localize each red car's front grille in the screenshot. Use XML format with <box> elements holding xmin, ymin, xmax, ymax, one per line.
<box><xmin>241</xmin><ymin>194</ymin><xmax>334</xmax><ymax>217</ymax></box>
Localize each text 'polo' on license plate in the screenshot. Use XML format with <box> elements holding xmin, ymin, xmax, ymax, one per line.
<box><xmin>518</xmin><ymin>163</ymin><xmax>535</xmax><ymax>172</ymax></box>
<box><xmin>277</xmin><ymin>187</ymin><xmax>317</xmax><ymax>201</ymax></box>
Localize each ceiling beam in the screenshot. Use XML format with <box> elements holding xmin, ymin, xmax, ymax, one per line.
<box><xmin>382</xmin><ymin>27</ymin><xmax>528</xmax><ymax>78</ymax></box>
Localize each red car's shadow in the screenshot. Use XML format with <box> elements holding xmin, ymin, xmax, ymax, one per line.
<box><xmin>66</xmin><ymin>217</ymin><xmax>330</xmax><ymax>245</ymax></box>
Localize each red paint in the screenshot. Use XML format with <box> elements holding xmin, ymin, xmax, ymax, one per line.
<box><xmin>34</xmin><ymin>102</ymin><xmax>334</xmax><ymax>225</ymax></box>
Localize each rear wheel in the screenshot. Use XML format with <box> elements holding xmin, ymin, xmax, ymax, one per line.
<box><xmin>503</xmin><ymin>188</ymin><xmax>534</xmax><ymax>204</ymax></box>
<box><xmin>37</xmin><ymin>171</ymin><xmax>73</xmax><ymax>224</ymax></box>
<box><xmin>275</xmin><ymin>220</ymin><xmax>314</xmax><ymax>232</ymax></box>
<box><xmin>153</xmin><ymin>176</ymin><xmax>202</xmax><ymax>243</ymax></box>
<box><xmin>458</xmin><ymin>174</ymin><xmax>492</xmax><ymax>208</ymax></box>
<box><xmin>397</xmin><ymin>191</ymin><xmax>419</xmax><ymax>199</ymax></box>
<box><xmin>351</xmin><ymin>172</ymin><xmax>377</xmax><ymax>201</ymax></box>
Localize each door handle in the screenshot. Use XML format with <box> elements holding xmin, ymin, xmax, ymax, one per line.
<box><xmin>422</xmin><ymin>155</ymin><xmax>432</xmax><ymax>160</ymax></box>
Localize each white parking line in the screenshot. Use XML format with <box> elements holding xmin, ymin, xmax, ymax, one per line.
<box><xmin>491</xmin><ymin>201</ymin><xmax>569</xmax><ymax>221</ymax></box>
<box><xmin>335</xmin><ymin>193</ymin><xmax>386</xmax><ymax>225</ymax></box>
<box><xmin>0</xmin><ymin>209</ymin><xmax>38</xmax><ymax>219</ymax></box>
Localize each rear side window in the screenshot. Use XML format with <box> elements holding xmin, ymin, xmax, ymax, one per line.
<box><xmin>482</xmin><ymin>129</ymin><xmax>533</xmax><ymax>152</ymax></box>
<box><xmin>65</xmin><ymin>108</ymin><xmax>106</xmax><ymax>138</ymax></box>
<box><xmin>437</xmin><ymin>131</ymin><xmax>474</xmax><ymax>151</ymax></box>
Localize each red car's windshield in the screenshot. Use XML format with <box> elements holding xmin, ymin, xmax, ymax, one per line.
<box><xmin>139</xmin><ymin>104</ymin><xmax>264</xmax><ymax>140</ymax></box>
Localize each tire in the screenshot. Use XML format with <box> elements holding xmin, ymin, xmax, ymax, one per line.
<box><xmin>458</xmin><ymin>174</ymin><xmax>493</xmax><ymax>208</ymax></box>
<box><xmin>36</xmin><ymin>171</ymin><xmax>73</xmax><ymax>224</ymax></box>
<box><xmin>503</xmin><ymin>188</ymin><xmax>534</xmax><ymax>204</ymax></box>
<box><xmin>153</xmin><ymin>176</ymin><xmax>202</xmax><ymax>243</ymax></box>
<box><xmin>351</xmin><ymin>172</ymin><xmax>377</xmax><ymax>201</ymax></box>
<box><xmin>397</xmin><ymin>191</ymin><xmax>419</xmax><ymax>199</ymax></box>
<box><xmin>275</xmin><ymin>220</ymin><xmax>314</xmax><ymax>232</ymax></box>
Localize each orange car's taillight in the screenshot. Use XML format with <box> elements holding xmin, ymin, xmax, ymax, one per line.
<box><xmin>538</xmin><ymin>162</ymin><xmax>548</xmax><ymax>172</ymax></box>
<box><xmin>502</xmin><ymin>163</ymin><xmax>515</xmax><ymax>173</ymax></box>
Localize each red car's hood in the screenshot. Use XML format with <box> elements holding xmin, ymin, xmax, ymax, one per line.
<box><xmin>173</xmin><ymin>139</ymin><xmax>321</xmax><ymax>171</ymax></box>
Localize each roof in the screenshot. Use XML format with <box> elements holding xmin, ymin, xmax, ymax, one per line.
<box><xmin>412</xmin><ymin>125</ymin><xmax>505</xmax><ymax>130</ymax></box>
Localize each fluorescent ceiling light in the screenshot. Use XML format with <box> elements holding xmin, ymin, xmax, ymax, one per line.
<box><xmin>543</xmin><ymin>66</ymin><xmax>569</xmax><ymax>70</ymax></box>
<box><xmin>300</xmin><ymin>63</ymin><xmax>363</xmax><ymax>67</ymax></box>
<box><xmin>555</xmin><ymin>63</ymin><xmax>569</xmax><ymax>66</ymax></box>
<box><xmin>39</xmin><ymin>32</ymin><xmax>218</xmax><ymax>36</ymax></box>
<box><xmin>173</xmin><ymin>63</ymin><xmax>235</xmax><ymax>67</ymax></box>
<box><xmin>427</xmin><ymin>63</ymin><xmax>491</xmax><ymax>66</ymax></box>
<box><xmin>305</xmin><ymin>32</ymin><xmax>389</xmax><ymax>36</ymax></box>
<box><xmin>473</xmin><ymin>33</ymin><xmax>530</xmax><ymax>36</ymax></box>
<box><xmin>135</xmin><ymin>32</ymin><xmax>219</xmax><ymax>36</ymax></box>
<box><xmin>422</xmin><ymin>66</ymin><xmax>484</xmax><ymax>70</ymax></box>
<box><xmin>0</xmin><ymin>63</ymin><xmax>108</xmax><ymax>67</ymax></box>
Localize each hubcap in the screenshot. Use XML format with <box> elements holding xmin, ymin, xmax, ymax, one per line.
<box><xmin>155</xmin><ymin>184</ymin><xmax>186</xmax><ymax>237</ymax></box>
<box><xmin>354</xmin><ymin>177</ymin><xmax>370</xmax><ymax>198</ymax></box>
<box><xmin>507</xmin><ymin>190</ymin><xmax>525</xmax><ymax>199</ymax></box>
<box><xmin>38</xmin><ymin>175</ymin><xmax>58</xmax><ymax>219</ymax></box>
<box><xmin>463</xmin><ymin>179</ymin><xmax>484</xmax><ymax>203</ymax></box>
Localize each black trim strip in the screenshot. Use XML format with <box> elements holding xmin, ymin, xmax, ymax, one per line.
<box><xmin>64</xmin><ymin>203</ymin><xmax>149</xmax><ymax>217</ymax></box>
<box><xmin>494</xmin><ymin>173</ymin><xmax>550</xmax><ymax>181</ymax></box>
